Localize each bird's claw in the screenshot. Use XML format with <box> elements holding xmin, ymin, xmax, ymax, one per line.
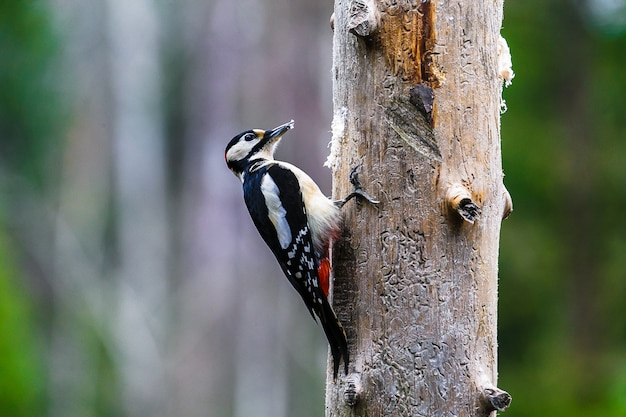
<box><xmin>335</xmin><ymin>165</ymin><xmax>379</xmax><ymax>208</ymax></box>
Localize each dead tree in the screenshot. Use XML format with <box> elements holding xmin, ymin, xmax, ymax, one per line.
<box><xmin>325</xmin><ymin>0</ymin><xmax>513</xmax><ymax>415</ymax></box>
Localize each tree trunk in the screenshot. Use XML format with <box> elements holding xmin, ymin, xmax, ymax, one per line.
<box><xmin>326</xmin><ymin>1</ymin><xmax>512</xmax><ymax>416</ymax></box>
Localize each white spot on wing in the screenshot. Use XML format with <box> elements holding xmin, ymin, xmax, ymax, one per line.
<box><xmin>274</xmin><ymin>161</ymin><xmax>341</xmax><ymax>256</ymax></box>
<box><xmin>261</xmin><ymin>174</ymin><xmax>292</xmax><ymax>249</ymax></box>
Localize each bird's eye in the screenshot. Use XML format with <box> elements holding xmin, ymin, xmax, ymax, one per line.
<box><xmin>244</xmin><ymin>133</ymin><xmax>256</xmax><ymax>142</ymax></box>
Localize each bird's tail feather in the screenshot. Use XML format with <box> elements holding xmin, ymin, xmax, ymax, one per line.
<box><xmin>319</xmin><ymin>298</ymin><xmax>349</xmax><ymax>379</ymax></box>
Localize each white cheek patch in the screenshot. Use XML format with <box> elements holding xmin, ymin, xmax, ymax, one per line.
<box><xmin>261</xmin><ymin>174</ymin><xmax>292</xmax><ymax>250</ymax></box>
<box><xmin>226</xmin><ymin>141</ymin><xmax>255</xmax><ymax>162</ymax></box>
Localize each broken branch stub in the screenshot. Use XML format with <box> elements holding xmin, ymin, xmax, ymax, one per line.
<box><xmin>347</xmin><ymin>0</ymin><xmax>379</xmax><ymax>39</ymax></box>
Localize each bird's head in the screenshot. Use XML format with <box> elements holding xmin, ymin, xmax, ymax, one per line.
<box><xmin>225</xmin><ymin>120</ymin><xmax>295</xmax><ymax>178</ymax></box>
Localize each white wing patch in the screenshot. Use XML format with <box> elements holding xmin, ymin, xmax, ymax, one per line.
<box><xmin>261</xmin><ymin>174</ymin><xmax>292</xmax><ymax>250</ymax></box>
<box><xmin>275</xmin><ymin>161</ymin><xmax>341</xmax><ymax>255</ymax></box>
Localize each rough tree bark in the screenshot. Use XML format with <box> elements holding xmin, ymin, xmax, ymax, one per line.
<box><xmin>325</xmin><ymin>1</ymin><xmax>512</xmax><ymax>416</ymax></box>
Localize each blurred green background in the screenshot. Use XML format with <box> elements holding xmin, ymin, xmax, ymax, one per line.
<box><xmin>0</xmin><ymin>0</ymin><xmax>624</xmax><ymax>416</ymax></box>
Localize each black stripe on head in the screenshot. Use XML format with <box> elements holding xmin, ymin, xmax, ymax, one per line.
<box><xmin>225</xmin><ymin>129</ymin><xmax>261</xmax><ymax>173</ymax></box>
<box><xmin>225</xmin><ymin>129</ymin><xmax>254</xmax><ymax>155</ymax></box>
<box><xmin>226</xmin><ymin>156</ymin><xmax>248</xmax><ymax>174</ymax></box>
<box><xmin>247</xmin><ymin>133</ymin><xmax>272</xmax><ymax>155</ymax></box>
<box><xmin>225</xmin><ymin>127</ymin><xmax>279</xmax><ymax>175</ymax></box>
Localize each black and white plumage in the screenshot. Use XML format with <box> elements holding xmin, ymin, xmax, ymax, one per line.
<box><xmin>224</xmin><ymin>120</ymin><xmax>348</xmax><ymax>378</ymax></box>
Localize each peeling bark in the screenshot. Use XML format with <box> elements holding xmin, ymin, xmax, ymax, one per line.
<box><xmin>326</xmin><ymin>0</ymin><xmax>511</xmax><ymax>415</ymax></box>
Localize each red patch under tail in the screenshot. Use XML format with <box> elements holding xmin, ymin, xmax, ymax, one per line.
<box><xmin>318</xmin><ymin>258</ymin><xmax>331</xmax><ymax>297</ymax></box>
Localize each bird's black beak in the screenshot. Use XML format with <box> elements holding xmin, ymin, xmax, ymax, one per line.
<box><xmin>266</xmin><ymin>120</ymin><xmax>295</xmax><ymax>140</ymax></box>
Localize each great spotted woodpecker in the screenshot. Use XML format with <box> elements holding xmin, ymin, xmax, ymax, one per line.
<box><xmin>225</xmin><ymin>120</ymin><xmax>377</xmax><ymax>378</ymax></box>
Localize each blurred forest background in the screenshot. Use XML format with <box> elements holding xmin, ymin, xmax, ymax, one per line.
<box><xmin>0</xmin><ymin>0</ymin><xmax>624</xmax><ymax>416</ymax></box>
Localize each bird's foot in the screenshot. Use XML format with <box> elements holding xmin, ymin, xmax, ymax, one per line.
<box><xmin>335</xmin><ymin>165</ymin><xmax>380</xmax><ymax>208</ymax></box>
